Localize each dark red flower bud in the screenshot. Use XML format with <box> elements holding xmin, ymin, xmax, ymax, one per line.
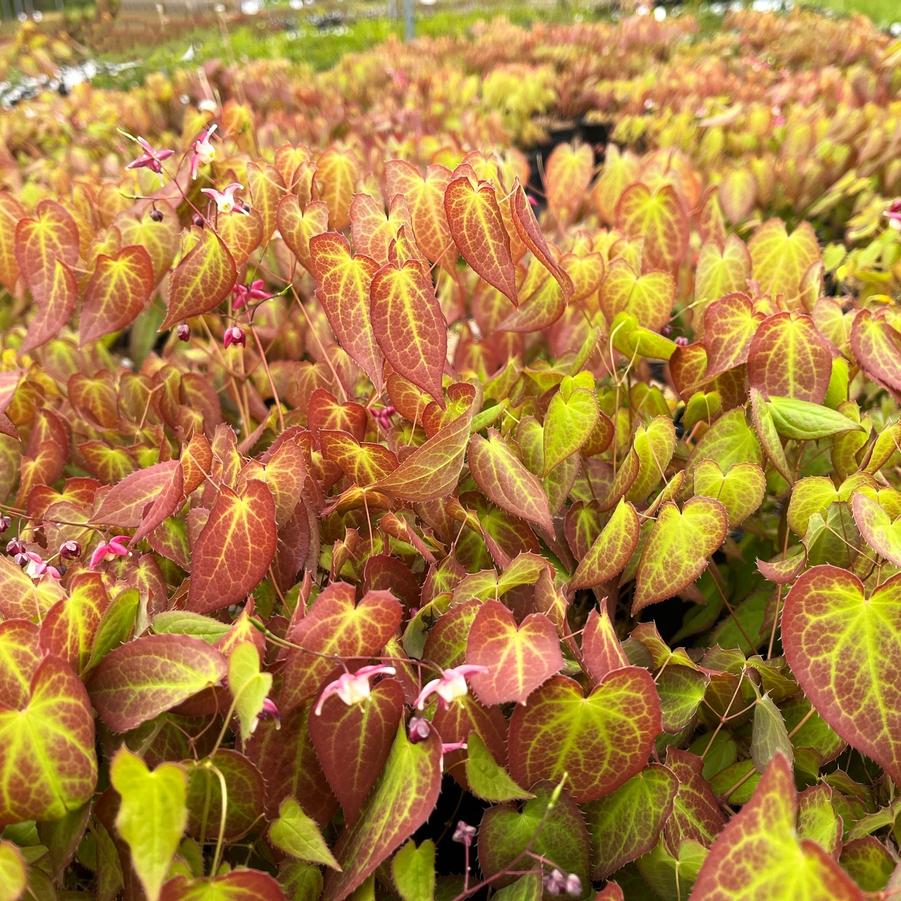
<box><xmin>176</xmin><ymin>323</ymin><xmax>191</xmax><ymax>342</ymax></box>
<box><xmin>0</xmin><ymin>514</ymin><xmax>10</xmax><ymax>533</ymax></box>
<box><xmin>192</xmin><ymin>213</ymin><xmax>205</xmax><ymax>228</ymax></box>
<box><xmin>150</xmin><ymin>208</ymin><xmax>164</xmax><ymax>222</ymax></box>
<box><xmin>59</xmin><ymin>540</ymin><xmax>81</xmax><ymax>559</ymax></box>
<box><xmin>13</xmin><ymin>552</ymin><xmax>28</xmax><ymax>567</ymax></box>
<box><xmin>6</xmin><ymin>538</ymin><xmax>26</xmax><ymax>556</ymax></box>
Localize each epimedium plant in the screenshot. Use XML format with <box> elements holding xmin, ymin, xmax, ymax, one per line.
<box><xmin>0</xmin><ymin>13</ymin><xmax>901</xmax><ymax>901</ymax></box>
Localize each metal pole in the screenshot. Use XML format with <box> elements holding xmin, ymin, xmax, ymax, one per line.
<box><xmin>403</xmin><ymin>0</ymin><xmax>413</xmax><ymax>41</ymax></box>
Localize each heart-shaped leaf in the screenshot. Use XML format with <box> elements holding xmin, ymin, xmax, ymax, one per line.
<box><xmin>633</xmin><ymin>498</ymin><xmax>728</xmax><ymax>614</ymax></box>
<box><xmin>850</xmin><ymin>492</ymin><xmax>901</xmax><ymax>567</ymax></box>
<box><xmin>465</xmin><ymin>600</ymin><xmax>563</xmax><ymax>705</ymax></box>
<box><xmin>269</xmin><ymin>797</ymin><xmax>339</xmax><ymax>869</ymax></box>
<box><xmin>782</xmin><ymin>566</ymin><xmax>901</xmax><ymax>784</ymax></box>
<box><xmin>507</xmin><ymin>670</ymin><xmax>661</xmax><ymax>802</ymax></box>
<box><xmin>543</xmin><ymin>374</ymin><xmax>599</xmax><ymax>474</ymax></box>
<box><xmin>570</xmin><ymin>499</ymin><xmax>640</xmax><ymax>590</ymax></box>
<box><xmin>161</xmin><ymin>230</ymin><xmax>236</xmax><ymax>329</ymax></box>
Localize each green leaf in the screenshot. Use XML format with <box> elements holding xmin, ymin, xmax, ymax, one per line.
<box><xmin>0</xmin><ymin>840</ymin><xmax>26</xmax><ymax>901</ymax></box>
<box><xmin>85</xmin><ymin>588</ymin><xmax>139</xmax><ymax>674</ymax></box>
<box><xmin>391</xmin><ymin>840</ymin><xmax>435</xmax><ymax>901</ymax></box>
<box><xmin>151</xmin><ymin>611</ymin><xmax>232</xmax><ymax>644</ymax></box>
<box><xmin>228</xmin><ymin>642</ymin><xmax>272</xmax><ymax>742</ymax></box>
<box><xmin>585</xmin><ymin>765</ymin><xmax>677</xmax><ymax>879</ymax></box>
<box><xmin>111</xmin><ymin>747</ymin><xmax>187</xmax><ymax>901</ymax></box>
<box><xmin>269</xmin><ymin>797</ymin><xmax>339</xmax><ymax>870</ymax></box>
<box><xmin>767</xmin><ymin>395</ymin><xmax>862</xmax><ymax>440</ymax></box>
<box><xmin>751</xmin><ymin>692</ymin><xmax>794</xmax><ymax>773</ymax></box>
<box><xmin>543</xmin><ymin>373</ymin><xmax>598</xmax><ymax>474</ymax></box>
<box><xmin>492</xmin><ymin>874</ymin><xmax>543</xmax><ymax>900</ymax></box>
<box><xmin>465</xmin><ymin>732</ymin><xmax>533</xmax><ymax>802</ymax></box>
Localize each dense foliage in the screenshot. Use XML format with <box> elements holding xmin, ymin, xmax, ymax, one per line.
<box><xmin>0</xmin><ymin>8</ymin><xmax>900</xmax><ymax>900</ymax></box>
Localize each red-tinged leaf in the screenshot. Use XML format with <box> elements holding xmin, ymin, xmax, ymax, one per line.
<box><xmin>376</xmin><ymin>383</ymin><xmax>475</xmax><ymax>502</ymax></box>
<box><xmin>747</xmin><ymin>312</ymin><xmax>832</xmax><ymax>403</ymax></box>
<box><xmin>93</xmin><ymin>460</ymin><xmax>181</xmax><ymax>528</ymax></box>
<box><xmin>444</xmin><ymin>176</ymin><xmax>517</xmax><ymax>303</ymax></box>
<box><xmin>88</xmin><ymin>633</ymin><xmax>227</xmax><ymax>732</ymax></box>
<box><xmin>616</xmin><ymin>183</ymin><xmax>689</xmax><ymax>272</ymax></box>
<box><xmin>118</xmin><ymin>204</ymin><xmax>180</xmax><ymax>286</ymax></box>
<box><xmin>15</xmin><ymin>200</ymin><xmax>79</xmax><ymax>305</ymax></box>
<box><xmin>246</xmin><ymin>705</ymin><xmax>336</xmax><ymax>823</ymax></box>
<box><xmin>21</xmin><ymin>257</ymin><xmax>77</xmax><ymax>353</ymax></box>
<box><xmin>465</xmin><ymin>600</ymin><xmax>563</xmax><ymax>705</ymax></box>
<box><xmin>468</xmin><ymin>430</ymin><xmax>554</xmax><ymax>534</ymax></box>
<box><xmin>850</xmin><ymin>491</ymin><xmax>901</xmax><ymax>567</ymax></box>
<box><xmin>323</xmin><ymin>725</ymin><xmax>442</xmax><ymax>901</ymax></box>
<box><xmin>309</xmin><ymin>677</ymin><xmax>404</xmax><ymax>823</ymax></box>
<box><xmin>161</xmin><ymin>230</ymin><xmax>237</xmax><ymax>330</ymax></box>
<box><xmin>384</xmin><ymin>160</ymin><xmax>456</xmax><ymax>273</ymax></box>
<box><xmin>246</xmin><ymin>162</ymin><xmax>281</xmax><ymax>243</ymax></box>
<box><xmin>585</xmin><ymin>764</ymin><xmax>678</xmax><ymax>879</ymax></box>
<box><xmin>633</xmin><ymin>498</ymin><xmax>728</xmax><ymax>614</ymax></box>
<box><xmin>662</xmin><ymin>749</ymin><xmax>727</xmax><ymax>852</ymax></box>
<box><xmin>0</xmin><ymin>191</ymin><xmax>25</xmax><ymax>291</ymax></box>
<box><xmin>748</xmin><ymin>218</ymin><xmax>820</xmax><ymax>309</ymax></box>
<box><xmin>80</xmin><ymin>245</ymin><xmax>154</xmax><ymax>344</ymax></box>
<box><xmin>601</xmin><ymin>260</ymin><xmax>674</xmax><ymax>333</ymax></box>
<box><xmin>690</xmin><ymin>754</ymin><xmax>864</xmax><ymax>900</ymax></box>
<box><xmin>782</xmin><ymin>566</ymin><xmax>901</xmax><ymax>785</ymax></box>
<box><xmin>39</xmin><ymin>572</ymin><xmax>108</xmax><ymax>672</ymax></box>
<box><xmin>130</xmin><ymin>463</ymin><xmax>184</xmax><ymax>546</ymax></box>
<box><xmin>351</xmin><ymin>192</ymin><xmax>409</xmax><ymax>264</ymax></box>
<box><xmin>569</xmin><ymin>499</ymin><xmax>640</xmax><ymax>590</ymax></box>
<box><xmin>695</xmin><ymin>236</ymin><xmax>751</xmax><ymax>310</ymax></box>
<box><xmin>703</xmin><ymin>293</ymin><xmax>763</xmax><ymax>379</ymax></box>
<box><xmin>321</xmin><ymin>429</ymin><xmax>397</xmax><ymax>486</ymax></box>
<box><xmin>850</xmin><ymin>309</ymin><xmax>901</xmax><ymax>395</ymax></box>
<box><xmin>161</xmin><ymin>871</ymin><xmax>285</xmax><ymax>900</ymax></box>
<box><xmin>0</xmin><ymin>555</ymin><xmax>45</xmax><ymax>620</ymax></box>
<box><xmin>581</xmin><ymin>608</ymin><xmax>629</xmax><ymax>684</ymax></box>
<box><xmin>308</xmin><ymin>388</ymin><xmax>367</xmax><ymax>441</ymax></box>
<box><xmin>277</xmin><ymin>584</ymin><xmax>403</xmax><ymax>712</ymax></box>
<box><xmin>0</xmin><ymin>656</ymin><xmax>97</xmax><ymax>826</ymax></box>
<box><xmin>187</xmin><ymin>480</ymin><xmax>277</xmax><ymax>614</ymax></box>
<box><xmin>510</xmin><ymin>180</ymin><xmax>572</xmax><ymax>301</ymax></box>
<box><xmin>370</xmin><ymin>260</ymin><xmax>447</xmax><ymax>404</ymax></box>
<box><xmin>309</xmin><ymin>231</ymin><xmax>383</xmax><ymax>390</ymax></box>
<box><xmin>0</xmin><ymin>620</ymin><xmax>41</xmax><ymax>708</ymax></box>
<box><xmin>546</xmin><ymin>142</ymin><xmax>593</xmax><ymax>227</ymax></box>
<box><xmin>498</xmin><ymin>275</ymin><xmax>566</xmax><ymax>333</ymax></box>
<box><xmin>313</xmin><ymin>148</ymin><xmax>358</xmax><ymax>231</ymax></box>
<box><xmin>277</xmin><ymin>195</ymin><xmax>329</xmax><ymax>273</ymax></box>
<box><xmin>184</xmin><ymin>750</ymin><xmax>265</xmax><ymax>842</ymax></box>
<box><xmin>507</xmin><ymin>670</ymin><xmax>661</xmax><ymax>802</ymax></box>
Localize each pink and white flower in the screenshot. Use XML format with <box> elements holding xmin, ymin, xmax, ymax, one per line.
<box><xmin>190</xmin><ymin>124</ymin><xmax>217</xmax><ymax>180</ymax></box>
<box><xmin>201</xmin><ymin>182</ymin><xmax>247</xmax><ymax>215</ymax></box>
<box><xmin>314</xmin><ymin>664</ymin><xmax>397</xmax><ymax>715</ymax></box>
<box><xmin>89</xmin><ymin>535</ymin><xmax>130</xmax><ymax>570</ymax></box>
<box><xmin>884</xmin><ymin>199</ymin><xmax>901</xmax><ymax>231</ymax></box>
<box><xmin>126</xmin><ymin>136</ymin><xmax>174</xmax><ymax>176</ymax></box>
<box><xmin>414</xmin><ymin>664</ymin><xmax>489</xmax><ymax>710</ymax></box>
<box><xmin>24</xmin><ymin>551</ymin><xmax>60</xmax><ymax>581</ymax></box>
<box><xmin>223</xmin><ymin>325</ymin><xmax>246</xmax><ymax>349</ymax></box>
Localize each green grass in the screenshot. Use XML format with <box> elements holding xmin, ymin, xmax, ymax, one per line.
<box><xmin>801</xmin><ymin>0</ymin><xmax>898</xmax><ymax>25</ymax></box>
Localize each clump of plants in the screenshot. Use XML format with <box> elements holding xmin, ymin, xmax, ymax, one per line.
<box><xmin>0</xmin><ymin>9</ymin><xmax>900</xmax><ymax>900</ymax></box>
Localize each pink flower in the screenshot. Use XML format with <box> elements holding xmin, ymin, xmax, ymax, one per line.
<box><xmin>414</xmin><ymin>664</ymin><xmax>489</xmax><ymax>710</ymax></box>
<box><xmin>223</xmin><ymin>326</ymin><xmax>246</xmax><ymax>349</ymax></box>
<box><xmin>259</xmin><ymin>697</ymin><xmax>280</xmax><ymax>720</ymax></box>
<box><xmin>408</xmin><ymin>715</ymin><xmax>431</xmax><ymax>743</ymax></box>
<box><xmin>452</xmin><ymin>821</ymin><xmax>476</xmax><ymax>846</ymax></box>
<box><xmin>370</xmin><ymin>404</ymin><xmax>395</xmax><ymax>431</ymax></box>
<box><xmin>126</xmin><ymin>136</ymin><xmax>174</xmax><ymax>176</ymax></box>
<box><xmin>232</xmin><ymin>279</ymin><xmax>272</xmax><ymax>310</ymax></box>
<box><xmin>314</xmin><ymin>664</ymin><xmax>396</xmax><ymax>715</ymax></box>
<box><xmin>201</xmin><ymin>182</ymin><xmax>247</xmax><ymax>215</ymax></box>
<box><xmin>544</xmin><ymin>870</ymin><xmax>582</xmax><ymax>897</ymax></box>
<box><xmin>190</xmin><ymin>124</ymin><xmax>217</xmax><ymax>180</ymax></box>
<box><xmin>89</xmin><ymin>535</ymin><xmax>130</xmax><ymax>570</ymax></box>
<box><xmin>884</xmin><ymin>199</ymin><xmax>901</xmax><ymax>231</ymax></box>
<box><xmin>24</xmin><ymin>552</ymin><xmax>61</xmax><ymax>581</ymax></box>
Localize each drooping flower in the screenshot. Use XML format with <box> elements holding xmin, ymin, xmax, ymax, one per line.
<box><xmin>452</xmin><ymin>821</ymin><xmax>477</xmax><ymax>846</ymax></box>
<box><xmin>176</xmin><ymin>323</ymin><xmax>191</xmax><ymax>342</ymax></box>
<box><xmin>223</xmin><ymin>326</ymin><xmax>246</xmax><ymax>349</ymax></box>
<box><xmin>884</xmin><ymin>199</ymin><xmax>901</xmax><ymax>231</ymax></box>
<box><xmin>314</xmin><ymin>664</ymin><xmax>397</xmax><ymax>716</ymax></box>
<box><xmin>126</xmin><ymin>136</ymin><xmax>174</xmax><ymax>176</ymax></box>
<box><xmin>201</xmin><ymin>182</ymin><xmax>247</xmax><ymax>215</ymax></box>
<box><xmin>414</xmin><ymin>664</ymin><xmax>489</xmax><ymax>710</ymax></box>
<box><xmin>543</xmin><ymin>870</ymin><xmax>583</xmax><ymax>897</ymax></box>
<box><xmin>408</xmin><ymin>715</ymin><xmax>431</xmax><ymax>743</ymax></box>
<box><xmin>190</xmin><ymin>124</ymin><xmax>217</xmax><ymax>180</ymax></box>
<box><xmin>5</xmin><ymin>537</ymin><xmax>25</xmax><ymax>556</ymax></box>
<box><xmin>232</xmin><ymin>279</ymin><xmax>272</xmax><ymax>309</ymax></box>
<box><xmin>89</xmin><ymin>535</ymin><xmax>130</xmax><ymax>570</ymax></box>
<box><xmin>59</xmin><ymin>540</ymin><xmax>80</xmax><ymax>560</ymax></box>
<box><xmin>24</xmin><ymin>552</ymin><xmax>61</xmax><ymax>581</ymax></box>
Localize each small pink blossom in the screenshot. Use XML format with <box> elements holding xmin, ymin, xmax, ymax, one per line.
<box><xmin>89</xmin><ymin>535</ymin><xmax>130</xmax><ymax>570</ymax></box>
<box><xmin>452</xmin><ymin>821</ymin><xmax>476</xmax><ymax>846</ymax></box>
<box><xmin>314</xmin><ymin>664</ymin><xmax>396</xmax><ymax>715</ymax></box>
<box><xmin>884</xmin><ymin>199</ymin><xmax>901</xmax><ymax>231</ymax></box>
<box><xmin>370</xmin><ymin>404</ymin><xmax>395</xmax><ymax>431</ymax></box>
<box><xmin>223</xmin><ymin>326</ymin><xmax>246</xmax><ymax>349</ymax></box>
<box><xmin>414</xmin><ymin>664</ymin><xmax>489</xmax><ymax>710</ymax></box>
<box><xmin>408</xmin><ymin>715</ymin><xmax>431</xmax><ymax>743</ymax></box>
<box><xmin>544</xmin><ymin>870</ymin><xmax>582</xmax><ymax>897</ymax></box>
<box><xmin>441</xmin><ymin>739</ymin><xmax>468</xmax><ymax>754</ymax></box>
<box><xmin>259</xmin><ymin>697</ymin><xmax>280</xmax><ymax>721</ymax></box>
<box><xmin>232</xmin><ymin>279</ymin><xmax>272</xmax><ymax>309</ymax></box>
<box><xmin>190</xmin><ymin>124</ymin><xmax>217</xmax><ymax>180</ymax></box>
<box><xmin>201</xmin><ymin>182</ymin><xmax>247</xmax><ymax>215</ymax></box>
<box><xmin>126</xmin><ymin>136</ymin><xmax>174</xmax><ymax>176</ymax></box>
<box><xmin>24</xmin><ymin>552</ymin><xmax>60</xmax><ymax>581</ymax></box>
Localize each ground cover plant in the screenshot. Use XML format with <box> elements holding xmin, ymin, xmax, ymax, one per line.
<box><xmin>0</xmin><ymin>7</ymin><xmax>900</xmax><ymax>900</ymax></box>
